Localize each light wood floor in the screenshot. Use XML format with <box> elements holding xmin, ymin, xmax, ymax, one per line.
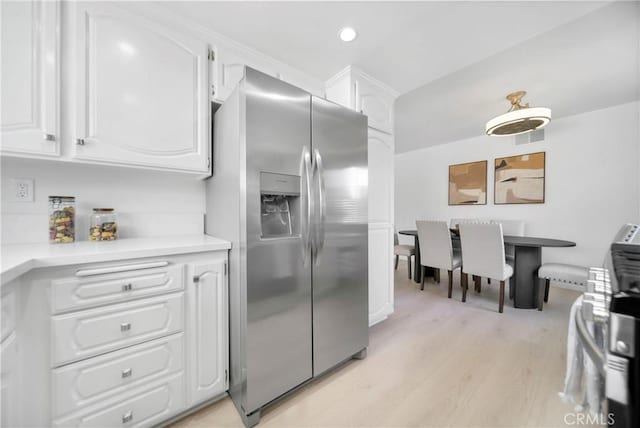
<box><xmin>172</xmin><ymin>262</ymin><xmax>590</xmax><ymax>428</ymax></box>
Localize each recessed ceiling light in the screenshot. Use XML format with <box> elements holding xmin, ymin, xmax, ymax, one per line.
<box><xmin>338</xmin><ymin>27</ymin><xmax>357</xmax><ymax>42</ymax></box>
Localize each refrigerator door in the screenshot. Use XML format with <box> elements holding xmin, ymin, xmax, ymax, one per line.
<box><xmin>311</xmin><ymin>97</ymin><xmax>369</xmax><ymax>376</ymax></box>
<box><xmin>244</xmin><ymin>69</ymin><xmax>313</xmax><ymax>412</ymax></box>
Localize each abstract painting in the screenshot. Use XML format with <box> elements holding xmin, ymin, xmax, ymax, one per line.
<box><xmin>448</xmin><ymin>160</ymin><xmax>487</xmax><ymax>205</ymax></box>
<box><xmin>494</xmin><ymin>152</ymin><xmax>545</xmax><ymax>204</ymax></box>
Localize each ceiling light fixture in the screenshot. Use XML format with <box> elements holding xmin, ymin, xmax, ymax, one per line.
<box><xmin>486</xmin><ymin>91</ymin><xmax>551</xmax><ymax>137</ymax></box>
<box><xmin>338</xmin><ymin>27</ymin><xmax>358</xmax><ymax>42</ymax></box>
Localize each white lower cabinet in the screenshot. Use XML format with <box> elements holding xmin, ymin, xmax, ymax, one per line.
<box><xmin>53</xmin><ymin>372</ymin><xmax>185</xmax><ymax>428</ymax></box>
<box><xmin>0</xmin><ymin>250</ymin><xmax>229</xmax><ymax>428</ymax></box>
<box><xmin>51</xmin><ymin>333</ymin><xmax>185</xmax><ymax>418</ymax></box>
<box><xmin>368</xmin><ymin>224</ymin><xmax>394</xmax><ymax>326</ymax></box>
<box><xmin>1</xmin><ymin>280</ymin><xmax>19</xmax><ymax>428</ymax></box>
<box><xmin>52</xmin><ymin>292</ymin><xmax>185</xmax><ymax>367</ymax></box>
<box><xmin>187</xmin><ymin>259</ymin><xmax>228</xmax><ymax>406</ymax></box>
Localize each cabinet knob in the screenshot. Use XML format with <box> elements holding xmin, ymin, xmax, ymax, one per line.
<box><xmin>122</xmin><ymin>411</ymin><xmax>133</xmax><ymax>424</ymax></box>
<box><xmin>43</xmin><ymin>133</ymin><xmax>56</xmax><ymax>141</ymax></box>
<box><xmin>122</xmin><ymin>283</ymin><xmax>133</xmax><ymax>291</ymax></box>
<box><xmin>120</xmin><ymin>322</ymin><xmax>131</xmax><ymax>332</ymax></box>
<box><xmin>121</xmin><ymin>368</ymin><xmax>133</xmax><ymax>378</ymax></box>
<box><xmin>76</xmin><ymin>138</ymin><xmax>86</xmax><ymax>146</ymax></box>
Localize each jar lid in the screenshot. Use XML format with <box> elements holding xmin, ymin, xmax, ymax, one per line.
<box><xmin>92</xmin><ymin>208</ymin><xmax>114</xmax><ymax>212</ymax></box>
<box><xmin>49</xmin><ymin>196</ymin><xmax>75</xmax><ymax>201</ymax></box>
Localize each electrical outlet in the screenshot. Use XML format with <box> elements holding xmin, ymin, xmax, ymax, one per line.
<box><xmin>10</xmin><ymin>178</ymin><xmax>34</xmax><ymax>202</ymax></box>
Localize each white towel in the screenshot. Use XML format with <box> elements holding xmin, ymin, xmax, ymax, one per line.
<box><xmin>558</xmin><ymin>295</ymin><xmax>606</xmax><ymax>416</ymax></box>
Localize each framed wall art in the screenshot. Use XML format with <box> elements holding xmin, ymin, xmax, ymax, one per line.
<box><xmin>494</xmin><ymin>152</ymin><xmax>545</xmax><ymax>204</ymax></box>
<box><xmin>448</xmin><ymin>160</ymin><xmax>487</xmax><ymax>205</ymax></box>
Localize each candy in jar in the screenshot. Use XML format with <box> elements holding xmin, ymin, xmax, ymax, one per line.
<box><xmin>49</xmin><ymin>196</ymin><xmax>75</xmax><ymax>244</ymax></box>
<box><xmin>89</xmin><ymin>208</ymin><xmax>118</xmax><ymax>241</ymax></box>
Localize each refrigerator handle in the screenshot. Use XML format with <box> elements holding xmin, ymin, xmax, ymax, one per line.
<box><xmin>300</xmin><ymin>146</ymin><xmax>313</xmax><ymax>266</ymax></box>
<box><xmin>313</xmin><ymin>148</ymin><xmax>326</xmax><ymax>266</ymax></box>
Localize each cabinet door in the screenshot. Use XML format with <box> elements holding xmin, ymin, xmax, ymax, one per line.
<box><xmin>368</xmin><ymin>225</ymin><xmax>394</xmax><ymax>326</ymax></box>
<box><xmin>368</xmin><ymin>129</ymin><xmax>394</xmax><ymax>224</ymax></box>
<box><xmin>187</xmin><ymin>258</ymin><xmax>228</xmax><ymax>405</ymax></box>
<box><xmin>354</xmin><ymin>76</ymin><xmax>394</xmax><ymax>134</ymax></box>
<box><xmin>0</xmin><ymin>0</ymin><xmax>59</xmax><ymax>156</ymax></box>
<box><xmin>72</xmin><ymin>2</ymin><xmax>210</xmax><ymax>173</ymax></box>
<box><xmin>213</xmin><ymin>45</ymin><xmax>280</xmax><ymax>102</ymax></box>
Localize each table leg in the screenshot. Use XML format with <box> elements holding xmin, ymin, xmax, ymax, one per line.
<box><xmin>413</xmin><ymin>236</ymin><xmax>435</xmax><ymax>284</ymax></box>
<box><xmin>512</xmin><ymin>246</ymin><xmax>542</xmax><ymax>309</ymax></box>
<box><xmin>414</xmin><ymin>236</ymin><xmax>421</xmax><ymax>283</ymax></box>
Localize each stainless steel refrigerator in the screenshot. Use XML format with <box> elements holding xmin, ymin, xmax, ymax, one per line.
<box><xmin>205</xmin><ymin>68</ymin><xmax>368</xmax><ymax>427</ymax></box>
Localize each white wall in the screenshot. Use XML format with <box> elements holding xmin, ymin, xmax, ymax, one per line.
<box><xmin>1</xmin><ymin>158</ymin><xmax>205</xmax><ymax>244</ymax></box>
<box><xmin>395</xmin><ymin>101</ymin><xmax>640</xmax><ymax>267</ymax></box>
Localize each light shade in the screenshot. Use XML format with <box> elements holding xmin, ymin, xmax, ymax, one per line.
<box><xmin>338</xmin><ymin>27</ymin><xmax>358</xmax><ymax>42</ymax></box>
<box><xmin>485</xmin><ymin>107</ymin><xmax>551</xmax><ymax>136</ymax></box>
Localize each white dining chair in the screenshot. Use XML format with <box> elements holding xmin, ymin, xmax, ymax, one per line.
<box><xmin>458</xmin><ymin>223</ymin><xmax>514</xmax><ymax>313</ymax></box>
<box><xmin>394</xmin><ymin>231</ymin><xmax>415</xmax><ymax>280</ymax></box>
<box><xmin>416</xmin><ymin>220</ymin><xmax>461</xmax><ymax>297</ymax></box>
<box><xmin>491</xmin><ymin>219</ymin><xmax>525</xmax><ymax>261</ymax></box>
<box><xmin>537</xmin><ymin>263</ymin><xmax>589</xmax><ymax>310</ymax></box>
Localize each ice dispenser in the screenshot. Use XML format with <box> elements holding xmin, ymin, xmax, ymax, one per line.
<box><xmin>260</xmin><ymin>172</ymin><xmax>300</xmax><ymax>238</ymax></box>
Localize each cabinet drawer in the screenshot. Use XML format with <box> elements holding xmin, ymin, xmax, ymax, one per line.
<box><xmin>53</xmin><ymin>372</ymin><xmax>185</xmax><ymax>427</ymax></box>
<box><xmin>51</xmin><ymin>262</ymin><xmax>184</xmax><ymax>313</ymax></box>
<box><xmin>52</xmin><ymin>333</ymin><xmax>184</xmax><ymax>419</ymax></box>
<box><xmin>52</xmin><ymin>293</ymin><xmax>184</xmax><ymax>367</ymax></box>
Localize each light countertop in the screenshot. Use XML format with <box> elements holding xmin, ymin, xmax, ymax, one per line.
<box><xmin>1</xmin><ymin>235</ymin><xmax>231</xmax><ymax>285</ymax></box>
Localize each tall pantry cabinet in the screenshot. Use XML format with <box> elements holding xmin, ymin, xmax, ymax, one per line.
<box><xmin>325</xmin><ymin>66</ymin><xmax>398</xmax><ymax>326</ymax></box>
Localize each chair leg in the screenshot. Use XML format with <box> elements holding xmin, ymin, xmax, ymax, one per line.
<box><xmin>474</xmin><ymin>276</ymin><xmax>481</xmax><ymax>293</ymax></box>
<box><xmin>487</xmin><ymin>278</ymin><xmax>491</xmax><ymax>284</ymax></box>
<box><xmin>395</xmin><ymin>255</ymin><xmax>399</xmax><ymax>270</ymax></box>
<box><xmin>499</xmin><ymin>280</ymin><xmax>505</xmax><ymax>313</ymax></box>
<box><xmin>407</xmin><ymin>257</ymin><xmax>412</xmax><ymax>280</ymax></box>
<box><xmin>421</xmin><ymin>266</ymin><xmax>426</xmax><ymax>291</ymax></box>
<box><xmin>544</xmin><ymin>279</ymin><xmax>550</xmax><ymax>303</ymax></box>
<box><xmin>447</xmin><ymin>270</ymin><xmax>453</xmax><ymax>299</ymax></box>
<box><xmin>509</xmin><ymin>280</ymin><xmax>513</xmax><ymax>300</ymax></box>
<box><xmin>435</xmin><ymin>269</ymin><xmax>440</xmax><ymax>284</ymax></box>
<box><xmin>462</xmin><ymin>273</ymin><xmax>468</xmax><ymax>302</ymax></box>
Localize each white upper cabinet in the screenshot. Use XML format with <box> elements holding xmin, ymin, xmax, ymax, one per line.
<box><xmin>355</xmin><ymin>77</ymin><xmax>395</xmax><ymax>135</ymax></box>
<box><xmin>325</xmin><ymin>66</ymin><xmax>398</xmax><ymax>134</ymax></box>
<box><xmin>213</xmin><ymin>45</ymin><xmax>280</xmax><ymax>102</ymax></box>
<box><xmin>71</xmin><ymin>2</ymin><xmax>210</xmax><ymax>173</ymax></box>
<box><xmin>0</xmin><ymin>0</ymin><xmax>59</xmax><ymax>156</ymax></box>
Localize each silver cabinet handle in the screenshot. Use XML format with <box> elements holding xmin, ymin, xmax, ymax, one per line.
<box><xmin>299</xmin><ymin>146</ymin><xmax>313</xmax><ymax>267</ymax></box>
<box><xmin>122</xmin><ymin>411</ymin><xmax>133</xmax><ymax>423</ymax></box>
<box><xmin>120</xmin><ymin>322</ymin><xmax>131</xmax><ymax>332</ymax></box>
<box><xmin>193</xmin><ymin>271</ymin><xmax>212</xmax><ymax>284</ymax></box>
<box><xmin>43</xmin><ymin>133</ymin><xmax>55</xmax><ymax>141</ymax></box>
<box><xmin>76</xmin><ymin>138</ymin><xmax>86</xmax><ymax>146</ymax></box>
<box><xmin>122</xmin><ymin>283</ymin><xmax>132</xmax><ymax>291</ymax></box>
<box><xmin>312</xmin><ymin>149</ymin><xmax>326</xmax><ymax>266</ymax></box>
<box><xmin>121</xmin><ymin>368</ymin><xmax>132</xmax><ymax>378</ymax></box>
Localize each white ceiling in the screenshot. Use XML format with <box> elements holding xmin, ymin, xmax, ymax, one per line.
<box><xmin>395</xmin><ymin>1</ymin><xmax>640</xmax><ymax>152</ymax></box>
<box><xmin>160</xmin><ymin>1</ymin><xmax>638</xmax><ymax>153</ymax></box>
<box><xmin>161</xmin><ymin>1</ymin><xmax>609</xmax><ymax>93</ymax></box>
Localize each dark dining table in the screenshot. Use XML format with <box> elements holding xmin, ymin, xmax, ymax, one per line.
<box><xmin>398</xmin><ymin>230</ymin><xmax>576</xmax><ymax>309</ymax></box>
